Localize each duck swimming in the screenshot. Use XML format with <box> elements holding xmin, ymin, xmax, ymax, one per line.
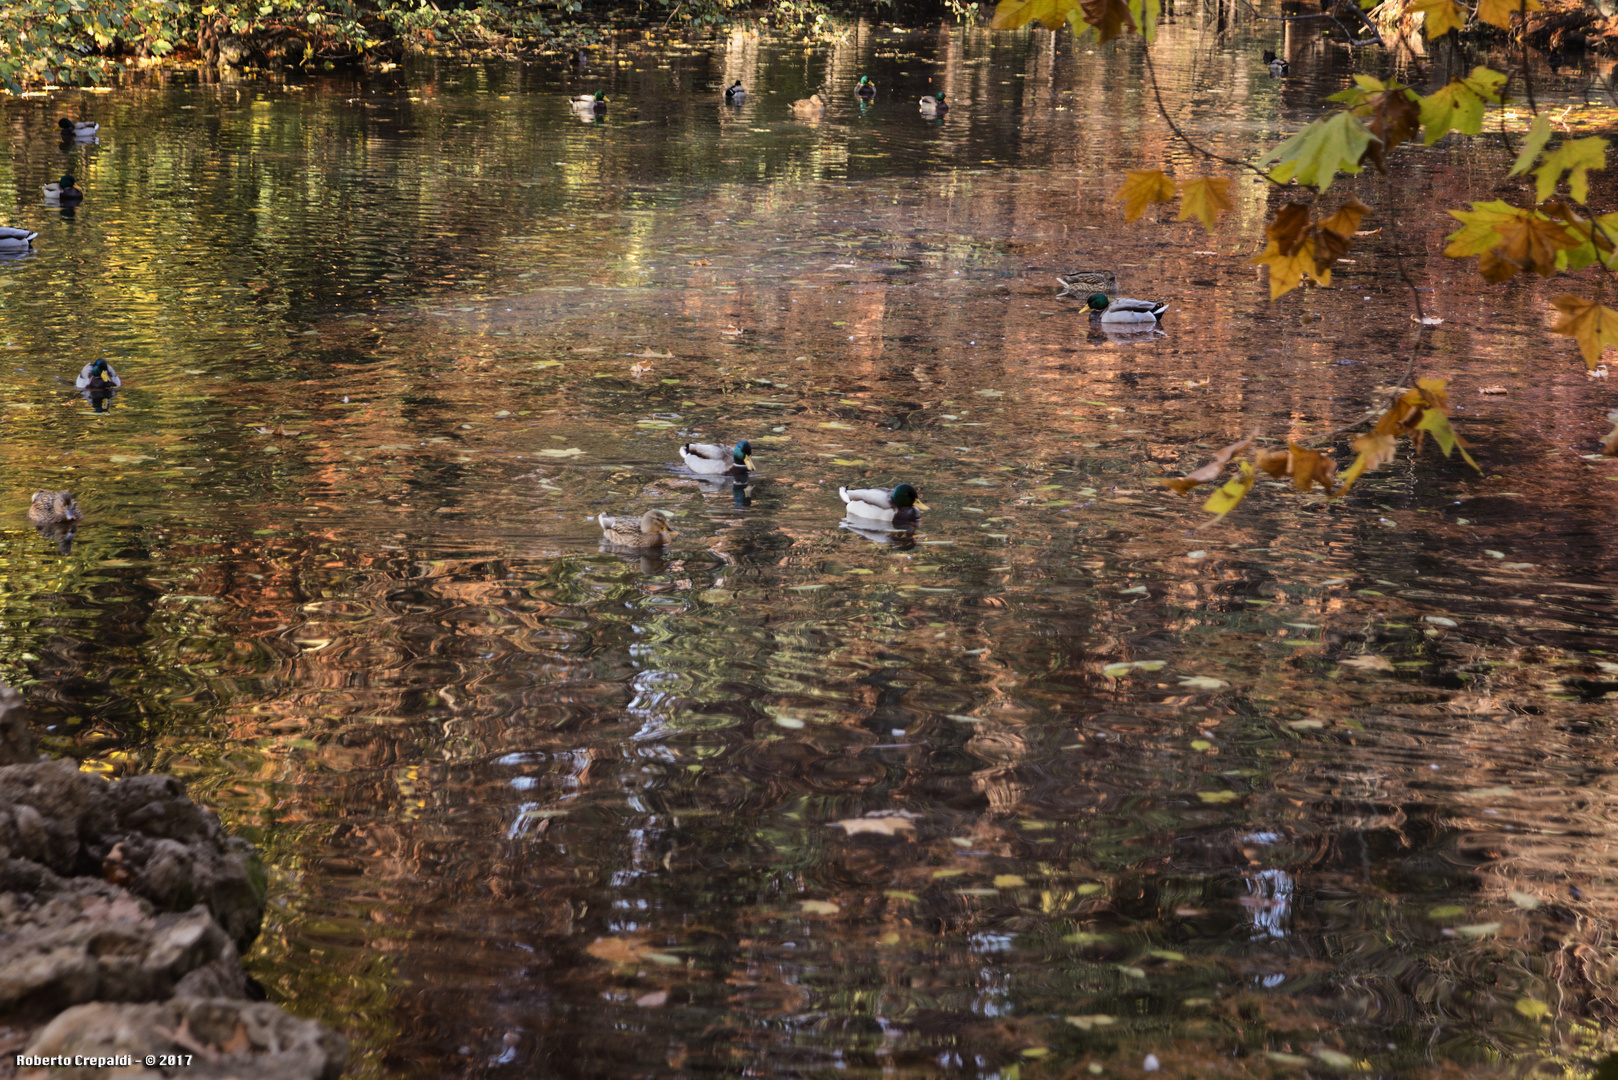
<box><xmin>29</xmin><ymin>490</ymin><xmax>81</xmax><ymax>526</ymax></box>
<box><xmin>0</xmin><ymin>227</ymin><xmax>37</xmax><ymax>253</ymax></box>
<box><xmin>919</xmin><ymin>93</ymin><xmax>948</xmax><ymax>116</ymax></box>
<box><xmin>1262</xmin><ymin>49</ymin><xmax>1288</xmax><ymax>75</ymax></box>
<box><xmin>571</xmin><ymin>91</ymin><xmax>607</xmax><ymax>114</ymax></box>
<box><xmin>598</xmin><ymin>509</ymin><xmax>677</xmax><ymax>547</ymax></box>
<box><xmin>680</xmin><ymin>440</ymin><xmax>754</xmax><ymax>475</ymax></box>
<box><xmin>1086</xmin><ymin>293</ymin><xmax>1167</xmax><ymax>324</ymax></box>
<box><xmin>790</xmin><ymin>94</ymin><xmax>825</xmax><ymax>118</ymax></box>
<box><xmin>76</xmin><ymin>359</ymin><xmax>122</xmax><ymax>390</ymax></box>
<box><xmin>43</xmin><ymin>175</ymin><xmax>83</xmax><ymax>203</ymax></box>
<box><xmin>58</xmin><ymin>118</ymin><xmax>100</xmax><ymax>138</ymax></box>
<box><xmin>1057</xmin><ymin>270</ymin><xmax>1119</xmax><ymax>298</ymax></box>
<box><xmin>840</xmin><ymin>483</ymin><xmax>928</xmax><ymax>525</ymax></box>
<box><xmin>725</xmin><ymin>80</ymin><xmax>746</xmax><ymax>102</ymax></box>
<box><xmin>857</xmin><ymin>76</ymin><xmax>876</xmax><ymax>99</ymax></box>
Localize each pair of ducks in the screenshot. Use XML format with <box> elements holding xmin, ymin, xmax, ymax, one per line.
<box><xmin>598</xmin><ymin>439</ymin><xmax>926</xmax><ymax>546</ymax></box>
<box><xmin>1056</xmin><ymin>269</ymin><xmax>1167</xmax><ymax>324</ymax></box>
<box><xmin>790</xmin><ymin>84</ymin><xmax>947</xmax><ymax>118</ymax></box>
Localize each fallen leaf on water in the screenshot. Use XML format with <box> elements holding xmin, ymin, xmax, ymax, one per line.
<box><xmin>587</xmin><ymin>937</ymin><xmax>650</xmax><ymax>965</ymax></box>
<box><xmin>1457</xmin><ymin>922</ymin><xmax>1501</xmax><ymax>938</ymax></box>
<box><xmin>635</xmin><ymin>990</ymin><xmax>669</xmax><ymax>1007</ymax></box>
<box><xmin>1516</xmin><ymin>998</ymin><xmax>1551</xmax><ymax>1020</ymax></box>
<box><xmin>1198</xmin><ymin>790</ymin><xmax>1240</xmax><ymax>803</ymax></box>
<box><xmin>536</xmin><ymin>448</ymin><xmax>585</xmax><ymax>457</ymax></box>
<box><xmin>1178</xmin><ymin>676</ymin><xmax>1228</xmax><ymax>690</ymax></box>
<box><xmin>1479</xmin><ymin>385</ymin><xmax>1508</xmax><ymax>395</ymax></box>
<box><xmin>1412</xmin><ymin>315</ymin><xmax>1445</xmax><ymax>325</ymax></box>
<box><xmin>1102</xmin><ymin>660</ymin><xmax>1166</xmax><ymax>676</ymax></box>
<box><xmin>630</xmin><ymin>362</ymin><xmax>653</xmax><ymax>377</ymax></box>
<box><xmin>1509</xmin><ymin>891</ymin><xmax>1541</xmax><ymax>909</ymax></box>
<box><xmin>1339</xmin><ymin>655</ymin><xmax>1394</xmax><ymax>672</ymax></box>
<box><xmin>800</xmin><ymin>900</ymin><xmax>840</xmax><ymax>914</ymax></box>
<box><xmin>634</xmin><ymin>349</ymin><xmax>674</xmax><ymax>358</ymax></box>
<box><xmin>993</xmin><ymin>874</ymin><xmax>1028</xmax><ymax>888</ymax></box>
<box><xmin>834</xmin><ymin>816</ymin><xmax>916</xmax><ymax>837</ymax></box>
<box><xmin>1313</xmin><ymin>1049</ymin><xmax>1361</xmax><ymax>1071</ymax></box>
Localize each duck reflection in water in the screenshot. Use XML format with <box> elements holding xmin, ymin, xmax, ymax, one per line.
<box><xmin>81</xmin><ymin>387</ymin><xmax>117</xmax><ymax>412</ymax></box>
<box><xmin>1087</xmin><ymin>324</ymin><xmax>1166</xmax><ymax>345</ymax></box>
<box><xmin>840</xmin><ymin>519</ymin><xmax>917</xmax><ymax>550</ymax></box>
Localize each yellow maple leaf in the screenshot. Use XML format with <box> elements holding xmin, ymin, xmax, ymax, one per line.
<box><xmin>1114</xmin><ymin>169</ymin><xmax>1176</xmax><ymax>223</ymax></box>
<box><xmin>1176</xmin><ymin>176</ymin><xmax>1232</xmax><ymax>234</ymax></box>
<box><xmin>1534</xmin><ymin>136</ymin><xmax>1609</xmax><ymax>204</ymax></box>
<box><xmin>1551</xmin><ymin>293</ymin><xmax>1618</xmax><ymax>369</ymax></box>
<box><xmin>1416</xmin><ymin>406</ymin><xmax>1481</xmax><ymax>470</ymax></box>
<box><xmin>1443</xmin><ymin>201</ymin><xmax>1523</xmax><ymax>257</ymax></box>
<box><xmin>1252</xmin><ymin>237</ymin><xmax>1330</xmax><ymax>299</ymax></box>
<box><xmin>1477</xmin><ymin>0</ymin><xmax>1542</xmax><ymax>28</ymax></box>
<box><xmin>991</xmin><ymin>0</ymin><xmax>1079</xmax><ymax>30</ymax></box>
<box><xmin>1202</xmin><ymin>461</ymin><xmax>1256</xmax><ymax>520</ymax></box>
<box><xmin>1407</xmin><ymin>0</ymin><xmax>1468</xmax><ymax>37</ymax></box>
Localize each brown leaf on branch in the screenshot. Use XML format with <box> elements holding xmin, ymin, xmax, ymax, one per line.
<box><xmin>1551</xmin><ymin>293</ymin><xmax>1618</xmax><ymax>369</ymax></box>
<box><xmin>1078</xmin><ymin>0</ymin><xmax>1136</xmax><ymax>42</ymax></box>
<box><xmin>1114</xmin><ymin>169</ymin><xmax>1176</xmax><ymax>223</ymax></box>
<box><xmin>1161</xmin><ymin>433</ymin><xmax>1257</xmax><ymax>493</ymax></box>
<box><xmin>1493</xmin><ymin>214</ymin><xmax>1582</xmax><ymax>277</ymax></box>
<box><xmin>1360</xmin><ymin>89</ymin><xmax>1421</xmax><ymax>172</ymax></box>
<box><xmin>1266</xmin><ymin>203</ymin><xmax>1312</xmax><ymax>257</ymax></box>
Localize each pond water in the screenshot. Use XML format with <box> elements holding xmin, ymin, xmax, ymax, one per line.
<box><xmin>4</xmin><ymin>13</ymin><xmax>1618</xmax><ymax>1078</ymax></box>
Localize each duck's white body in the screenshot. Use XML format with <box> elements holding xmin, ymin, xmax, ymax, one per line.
<box><xmin>840</xmin><ymin>487</ymin><xmax>908</xmax><ymax>522</ymax></box>
<box><xmin>725</xmin><ymin>82</ymin><xmax>746</xmax><ymax>102</ymax></box>
<box><xmin>75</xmin><ymin>362</ymin><xmax>122</xmax><ymax>390</ymax></box>
<box><xmin>919</xmin><ymin>96</ymin><xmax>947</xmax><ymax>115</ymax></box>
<box><xmin>1095</xmin><ymin>297</ymin><xmax>1167</xmax><ymax>325</ymax></box>
<box><xmin>0</xmin><ymin>227</ymin><xmax>37</xmax><ymax>252</ymax></box>
<box><xmin>571</xmin><ymin>95</ymin><xmax>606</xmax><ymax>114</ymax></box>
<box><xmin>680</xmin><ymin>443</ymin><xmax>738</xmax><ymax>475</ymax></box>
<box><xmin>61</xmin><ymin>121</ymin><xmax>100</xmax><ymax>138</ymax></box>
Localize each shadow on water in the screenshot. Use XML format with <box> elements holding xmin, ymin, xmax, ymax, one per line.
<box><xmin>2</xmin><ymin>14</ymin><xmax>1618</xmax><ymax>1079</ymax></box>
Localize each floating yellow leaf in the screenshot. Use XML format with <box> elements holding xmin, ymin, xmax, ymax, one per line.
<box><xmin>1115</xmin><ymin>169</ymin><xmax>1176</xmax><ymax>223</ymax></box>
<box><xmin>1177</xmin><ymin>176</ymin><xmax>1232</xmax><ymax>233</ymax></box>
<box><xmin>801</xmin><ymin>900</ymin><xmax>840</xmax><ymax>914</ymax></box>
<box><xmin>1198</xmin><ymin>790</ymin><xmax>1240</xmax><ymax>803</ymax></box>
<box><xmin>994</xmin><ymin>874</ymin><xmax>1028</xmax><ymax>888</ymax></box>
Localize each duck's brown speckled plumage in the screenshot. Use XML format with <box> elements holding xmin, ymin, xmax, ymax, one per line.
<box><xmin>598</xmin><ymin>509</ymin><xmax>676</xmax><ymax>547</ymax></box>
<box><xmin>29</xmin><ymin>490</ymin><xmax>80</xmax><ymax>526</ymax></box>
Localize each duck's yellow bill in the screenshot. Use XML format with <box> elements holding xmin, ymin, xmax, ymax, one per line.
<box><xmin>743</xmin><ymin>456</ymin><xmax>755</xmax><ymax>470</ymax></box>
<box><xmin>914</xmin><ymin>500</ymin><xmax>930</xmax><ymax>511</ymax></box>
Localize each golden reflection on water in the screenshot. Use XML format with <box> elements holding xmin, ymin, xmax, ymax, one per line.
<box><xmin>2</xmin><ymin>18</ymin><xmax>1618</xmax><ymax>1080</ymax></box>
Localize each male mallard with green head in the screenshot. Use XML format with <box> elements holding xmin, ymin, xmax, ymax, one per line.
<box><xmin>857</xmin><ymin>76</ymin><xmax>876</xmax><ymax>99</ymax></box>
<box><xmin>1057</xmin><ymin>270</ymin><xmax>1118</xmax><ymax>298</ymax></box>
<box><xmin>919</xmin><ymin>93</ymin><xmax>947</xmax><ymax>116</ymax></box>
<box><xmin>76</xmin><ymin>359</ymin><xmax>121</xmax><ymax>390</ymax></box>
<box><xmin>58</xmin><ymin>118</ymin><xmax>100</xmax><ymax>138</ymax></box>
<box><xmin>1086</xmin><ymin>293</ymin><xmax>1167</xmax><ymax>325</ymax></box>
<box><xmin>599</xmin><ymin>509</ymin><xmax>676</xmax><ymax>547</ymax></box>
<box><xmin>840</xmin><ymin>483</ymin><xmax>928</xmax><ymax>525</ymax></box>
<box><xmin>29</xmin><ymin>490</ymin><xmax>81</xmax><ymax>526</ymax></box>
<box><xmin>680</xmin><ymin>440</ymin><xmax>754</xmax><ymax>475</ymax></box>
<box><xmin>43</xmin><ymin>175</ymin><xmax>82</xmax><ymax>203</ymax></box>
<box><xmin>725</xmin><ymin>80</ymin><xmax>746</xmax><ymax>102</ymax></box>
<box><xmin>571</xmin><ymin>91</ymin><xmax>607</xmax><ymax>114</ymax></box>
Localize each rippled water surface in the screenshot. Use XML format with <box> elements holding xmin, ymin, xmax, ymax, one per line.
<box><xmin>5</xmin><ymin>16</ymin><xmax>1618</xmax><ymax>1078</ymax></box>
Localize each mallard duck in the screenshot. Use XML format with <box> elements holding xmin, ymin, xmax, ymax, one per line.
<box><xmin>1057</xmin><ymin>270</ymin><xmax>1118</xmax><ymax>297</ymax></box>
<box><xmin>29</xmin><ymin>490</ymin><xmax>81</xmax><ymax>526</ymax></box>
<box><xmin>790</xmin><ymin>94</ymin><xmax>825</xmax><ymax>118</ymax></box>
<box><xmin>598</xmin><ymin>509</ymin><xmax>676</xmax><ymax>547</ymax></box>
<box><xmin>840</xmin><ymin>483</ymin><xmax>928</xmax><ymax>525</ymax></box>
<box><xmin>43</xmin><ymin>175</ymin><xmax>82</xmax><ymax>203</ymax></box>
<box><xmin>857</xmin><ymin>76</ymin><xmax>876</xmax><ymax>99</ymax></box>
<box><xmin>680</xmin><ymin>440</ymin><xmax>753</xmax><ymax>475</ymax></box>
<box><xmin>58</xmin><ymin>118</ymin><xmax>100</xmax><ymax>138</ymax></box>
<box><xmin>919</xmin><ymin>93</ymin><xmax>948</xmax><ymax>115</ymax></box>
<box><xmin>725</xmin><ymin>80</ymin><xmax>746</xmax><ymax>102</ymax></box>
<box><xmin>75</xmin><ymin>359</ymin><xmax>121</xmax><ymax>390</ymax></box>
<box><xmin>0</xmin><ymin>227</ymin><xmax>37</xmax><ymax>253</ymax></box>
<box><xmin>571</xmin><ymin>91</ymin><xmax>607</xmax><ymax>113</ymax></box>
<box><xmin>1087</xmin><ymin>293</ymin><xmax>1167</xmax><ymax>324</ymax></box>
<box><xmin>1262</xmin><ymin>49</ymin><xmax>1288</xmax><ymax>75</ymax></box>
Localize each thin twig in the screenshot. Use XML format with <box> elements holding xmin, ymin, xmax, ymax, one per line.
<box><xmin>1142</xmin><ymin>49</ymin><xmax>1271</xmax><ymax>177</ymax></box>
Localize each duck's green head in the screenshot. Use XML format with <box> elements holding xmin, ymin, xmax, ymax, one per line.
<box><xmin>57</xmin><ymin>118</ymin><xmax>74</xmax><ymax>131</ymax></box>
<box><xmin>732</xmin><ymin>440</ymin><xmax>754</xmax><ymax>469</ymax></box>
<box><xmin>1086</xmin><ymin>293</ymin><xmax>1111</xmax><ymax>311</ymax></box>
<box><xmin>90</xmin><ymin>359</ymin><xmax>110</xmax><ymax>377</ymax></box>
<box><xmin>594</xmin><ymin>90</ymin><xmax>606</xmax><ymax>101</ymax></box>
<box><xmin>935</xmin><ymin>92</ymin><xmax>946</xmax><ymax>104</ymax></box>
<box><xmin>859</xmin><ymin>76</ymin><xmax>870</xmax><ymax>86</ymax></box>
<box><xmin>60</xmin><ymin>174</ymin><xmax>76</xmax><ymax>188</ymax></box>
<box><xmin>892</xmin><ymin>483</ymin><xmax>928</xmax><ymax>510</ymax></box>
